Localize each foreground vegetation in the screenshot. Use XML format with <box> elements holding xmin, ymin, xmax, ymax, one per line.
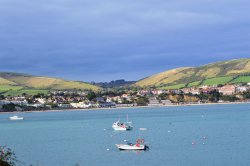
<box><xmin>0</xmin><ymin>146</ymin><xmax>19</xmax><ymax>166</ymax></box>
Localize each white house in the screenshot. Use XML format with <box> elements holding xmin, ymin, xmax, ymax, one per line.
<box><xmin>70</xmin><ymin>102</ymin><xmax>92</xmax><ymax>108</ymax></box>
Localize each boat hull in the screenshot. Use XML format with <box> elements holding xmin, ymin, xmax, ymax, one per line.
<box><xmin>112</xmin><ymin>126</ymin><xmax>133</xmax><ymax>131</ymax></box>
<box><xmin>115</xmin><ymin>144</ymin><xmax>146</xmax><ymax>150</ymax></box>
<box><xmin>9</xmin><ymin>117</ymin><xmax>24</xmax><ymax>121</ymax></box>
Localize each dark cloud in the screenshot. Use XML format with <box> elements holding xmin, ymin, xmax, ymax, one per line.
<box><xmin>0</xmin><ymin>0</ymin><xmax>250</xmax><ymax>81</ymax></box>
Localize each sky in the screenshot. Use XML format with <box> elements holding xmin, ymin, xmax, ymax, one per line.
<box><xmin>0</xmin><ymin>0</ymin><xmax>250</xmax><ymax>82</ymax></box>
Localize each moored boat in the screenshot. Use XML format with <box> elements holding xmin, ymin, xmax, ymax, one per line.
<box><xmin>9</xmin><ymin>115</ymin><xmax>24</xmax><ymax>121</ymax></box>
<box><xmin>116</xmin><ymin>139</ymin><xmax>149</xmax><ymax>150</ymax></box>
<box><xmin>112</xmin><ymin>120</ymin><xmax>133</xmax><ymax>131</ymax></box>
<box><xmin>112</xmin><ymin>114</ymin><xmax>133</xmax><ymax>131</ymax></box>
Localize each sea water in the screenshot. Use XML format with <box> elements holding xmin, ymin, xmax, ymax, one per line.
<box><xmin>0</xmin><ymin>104</ymin><xmax>250</xmax><ymax>166</ymax></box>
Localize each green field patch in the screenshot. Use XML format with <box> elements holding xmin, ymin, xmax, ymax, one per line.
<box><xmin>202</xmin><ymin>76</ymin><xmax>233</xmax><ymax>86</ymax></box>
<box><xmin>230</xmin><ymin>76</ymin><xmax>250</xmax><ymax>84</ymax></box>
<box><xmin>187</xmin><ymin>81</ymin><xmax>201</xmax><ymax>87</ymax></box>
<box><xmin>3</xmin><ymin>89</ymin><xmax>49</xmax><ymax>96</ymax></box>
<box><xmin>0</xmin><ymin>85</ymin><xmax>24</xmax><ymax>92</ymax></box>
<box><xmin>159</xmin><ymin>84</ymin><xmax>186</xmax><ymax>90</ymax></box>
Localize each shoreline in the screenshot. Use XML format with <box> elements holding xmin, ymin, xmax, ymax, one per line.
<box><xmin>1</xmin><ymin>101</ymin><xmax>250</xmax><ymax>114</ymax></box>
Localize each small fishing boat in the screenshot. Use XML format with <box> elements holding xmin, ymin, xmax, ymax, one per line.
<box><xmin>9</xmin><ymin>115</ymin><xmax>24</xmax><ymax>121</ymax></box>
<box><xmin>112</xmin><ymin>120</ymin><xmax>133</xmax><ymax>131</ymax></box>
<box><xmin>112</xmin><ymin>114</ymin><xmax>133</xmax><ymax>131</ymax></box>
<box><xmin>116</xmin><ymin>139</ymin><xmax>149</xmax><ymax>150</ymax></box>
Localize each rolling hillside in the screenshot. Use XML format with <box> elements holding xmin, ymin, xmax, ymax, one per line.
<box><xmin>0</xmin><ymin>72</ymin><xmax>101</xmax><ymax>95</ymax></box>
<box><xmin>135</xmin><ymin>58</ymin><xmax>250</xmax><ymax>89</ymax></box>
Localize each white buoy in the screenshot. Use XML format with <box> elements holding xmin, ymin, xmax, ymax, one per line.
<box><xmin>140</xmin><ymin>128</ymin><xmax>147</xmax><ymax>131</ymax></box>
<box><xmin>107</xmin><ymin>148</ymin><xmax>110</xmax><ymax>151</ymax></box>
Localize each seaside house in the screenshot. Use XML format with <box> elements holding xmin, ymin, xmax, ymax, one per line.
<box><xmin>98</xmin><ymin>102</ymin><xmax>116</xmax><ymax>108</ymax></box>
<box><xmin>70</xmin><ymin>102</ymin><xmax>92</xmax><ymax>108</ymax></box>
<box><xmin>182</xmin><ymin>88</ymin><xmax>200</xmax><ymax>95</ymax></box>
<box><xmin>161</xmin><ymin>100</ymin><xmax>173</xmax><ymax>105</ymax></box>
<box><xmin>236</xmin><ymin>86</ymin><xmax>249</xmax><ymax>93</ymax></box>
<box><xmin>151</xmin><ymin>90</ymin><xmax>164</xmax><ymax>95</ymax></box>
<box><xmin>148</xmin><ymin>97</ymin><xmax>161</xmax><ymax>106</ymax></box>
<box><xmin>218</xmin><ymin>85</ymin><xmax>236</xmax><ymax>95</ymax></box>
<box><xmin>116</xmin><ymin>103</ymin><xmax>137</xmax><ymax>107</ymax></box>
<box><xmin>58</xmin><ymin>104</ymin><xmax>72</xmax><ymax>109</ymax></box>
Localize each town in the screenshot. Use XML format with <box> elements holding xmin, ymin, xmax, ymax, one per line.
<box><xmin>1</xmin><ymin>83</ymin><xmax>250</xmax><ymax>112</ymax></box>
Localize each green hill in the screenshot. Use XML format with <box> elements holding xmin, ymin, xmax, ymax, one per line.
<box><xmin>0</xmin><ymin>72</ymin><xmax>101</xmax><ymax>95</ymax></box>
<box><xmin>135</xmin><ymin>58</ymin><xmax>250</xmax><ymax>89</ymax></box>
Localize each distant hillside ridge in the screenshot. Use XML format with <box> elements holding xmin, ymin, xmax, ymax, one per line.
<box><xmin>92</xmin><ymin>79</ymin><xmax>136</xmax><ymax>88</ymax></box>
<box><xmin>0</xmin><ymin>72</ymin><xmax>101</xmax><ymax>96</ymax></box>
<box><xmin>135</xmin><ymin>58</ymin><xmax>250</xmax><ymax>89</ymax></box>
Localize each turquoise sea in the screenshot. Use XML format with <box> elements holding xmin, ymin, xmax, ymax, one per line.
<box><xmin>0</xmin><ymin>104</ymin><xmax>250</xmax><ymax>166</ymax></box>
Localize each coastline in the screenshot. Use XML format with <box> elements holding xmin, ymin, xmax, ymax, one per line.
<box><xmin>1</xmin><ymin>101</ymin><xmax>250</xmax><ymax>114</ymax></box>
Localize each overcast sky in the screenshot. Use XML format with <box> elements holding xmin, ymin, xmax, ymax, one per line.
<box><xmin>0</xmin><ymin>0</ymin><xmax>250</xmax><ymax>82</ymax></box>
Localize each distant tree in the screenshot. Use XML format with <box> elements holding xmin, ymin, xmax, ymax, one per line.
<box><xmin>86</xmin><ymin>91</ymin><xmax>96</xmax><ymax>101</ymax></box>
<box><xmin>242</xmin><ymin>91</ymin><xmax>250</xmax><ymax>99</ymax></box>
<box><xmin>21</xmin><ymin>93</ymin><xmax>27</xmax><ymax>97</ymax></box>
<box><xmin>208</xmin><ymin>90</ymin><xmax>220</xmax><ymax>102</ymax></box>
<box><xmin>0</xmin><ymin>95</ymin><xmax>5</xmax><ymax>100</ymax></box>
<box><xmin>221</xmin><ymin>95</ymin><xmax>239</xmax><ymax>102</ymax></box>
<box><xmin>2</xmin><ymin>103</ymin><xmax>16</xmax><ymax>112</ymax></box>
<box><xmin>136</xmin><ymin>96</ymin><xmax>149</xmax><ymax>106</ymax></box>
<box><xmin>157</xmin><ymin>93</ymin><xmax>168</xmax><ymax>100</ymax></box>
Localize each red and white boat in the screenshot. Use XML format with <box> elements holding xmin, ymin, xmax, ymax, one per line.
<box><xmin>116</xmin><ymin>139</ymin><xmax>149</xmax><ymax>150</ymax></box>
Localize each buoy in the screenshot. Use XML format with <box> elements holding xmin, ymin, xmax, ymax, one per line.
<box><xmin>192</xmin><ymin>141</ymin><xmax>196</xmax><ymax>145</ymax></box>
<box><xmin>107</xmin><ymin>148</ymin><xmax>110</xmax><ymax>151</ymax></box>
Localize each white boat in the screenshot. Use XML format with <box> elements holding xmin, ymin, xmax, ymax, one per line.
<box><xmin>112</xmin><ymin>114</ymin><xmax>133</xmax><ymax>131</ymax></box>
<box><xmin>112</xmin><ymin>120</ymin><xmax>133</xmax><ymax>131</ymax></box>
<box><xmin>9</xmin><ymin>115</ymin><xmax>24</xmax><ymax>121</ymax></box>
<box><xmin>116</xmin><ymin>139</ymin><xmax>149</xmax><ymax>150</ymax></box>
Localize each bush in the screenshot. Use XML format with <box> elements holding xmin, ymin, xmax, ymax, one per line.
<box><xmin>2</xmin><ymin>103</ymin><xmax>16</xmax><ymax>112</ymax></box>
<box><xmin>0</xmin><ymin>146</ymin><xmax>19</xmax><ymax>166</ymax></box>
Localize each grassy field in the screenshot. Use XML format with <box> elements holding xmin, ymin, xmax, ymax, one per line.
<box><xmin>230</xmin><ymin>76</ymin><xmax>250</xmax><ymax>84</ymax></box>
<box><xmin>3</xmin><ymin>89</ymin><xmax>49</xmax><ymax>96</ymax></box>
<box><xmin>0</xmin><ymin>77</ymin><xmax>16</xmax><ymax>85</ymax></box>
<box><xmin>187</xmin><ymin>81</ymin><xmax>201</xmax><ymax>87</ymax></box>
<box><xmin>201</xmin><ymin>76</ymin><xmax>233</xmax><ymax>86</ymax></box>
<box><xmin>0</xmin><ymin>85</ymin><xmax>24</xmax><ymax>92</ymax></box>
<box><xmin>159</xmin><ymin>84</ymin><xmax>186</xmax><ymax>90</ymax></box>
<box><xmin>136</xmin><ymin>58</ymin><xmax>250</xmax><ymax>87</ymax></box>
<box><xmin>0</xmin><ymin>72</ymin><xmax>101</xmax><ymax>92</ymax></box>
